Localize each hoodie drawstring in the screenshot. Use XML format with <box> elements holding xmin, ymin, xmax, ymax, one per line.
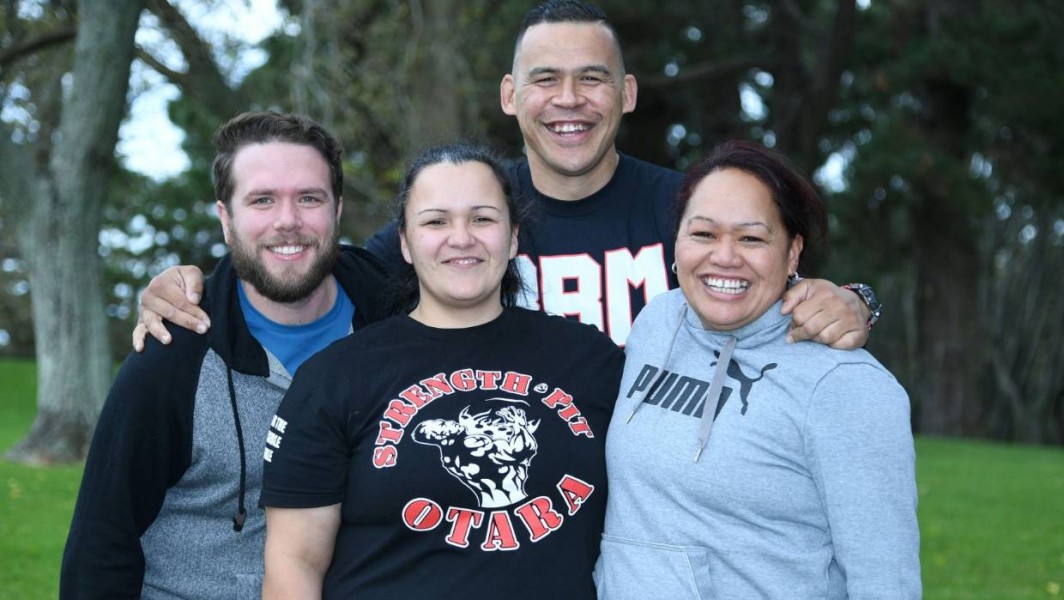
<box><xmin>626</xmin><ymin>303</ymin><xmax>689</xmax><ymax>424</ymax></box>
<box><xmin>695</xmin><ymin>336</ymin><xmax>736</xmax><ymax>462</ymax></box>
<box><xmin>226</xmin><ymin>367</ymin><xmax>248</xmax><ymax>532</ymax></box>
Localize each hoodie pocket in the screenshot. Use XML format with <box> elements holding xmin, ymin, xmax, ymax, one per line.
<box><xmin>597</xmin><ymin>534</ymin><xmax>718</xmax><ymax>600</ymax></box>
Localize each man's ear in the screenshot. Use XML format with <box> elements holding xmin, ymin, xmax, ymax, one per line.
<box><xmin>336</xmin><ymin>196</ymin><xmax>344</xmax><ymax>224</ymax></box>
<box><xmin>216</xmin><ymin>201</ymin><xmax>232</xmax><ymax>244</ymax></box>
<box><xmin>500</xmin><ymin>74</ymin><xmax>518</xmax><ymax>116</ymax></box>
<box><xmin>622</xmin><ymin>74</ymin><xmax>638</xmax><ymax>114</ymax></box>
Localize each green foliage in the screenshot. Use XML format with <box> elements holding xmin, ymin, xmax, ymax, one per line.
<box><xmin>827</xmin><ymin>0</ymin><xmax>1064</xmax><ymax>441</ymax></box>
<box><xmin>1</xmin><ymin>361</ymin><xmax>1062</xmax><ymax>597</ymax></box>
<box><xmin>97</xmin><ymin>165</ymin><xmax>224</xmax><ymax>359</ymax></box>
<box><xmin>0</xmin><ymin>160</ymin><xmax>223</xmax><ymax>362</ymax></box>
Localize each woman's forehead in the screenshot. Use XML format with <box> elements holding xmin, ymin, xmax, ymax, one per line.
<box><xmin>408</xmin><ymin>162</ymin><xmax>508</xmax><ymax>210</ymax></box>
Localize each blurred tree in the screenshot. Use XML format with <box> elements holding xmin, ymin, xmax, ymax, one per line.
<box><xmin>1</xmin><ymin>0</ymin><xmax>1060</xmax><ymax>446</ymax></box>
<box><xmin>828</xmin><ymin>0</ymin><xmax>1064</xmax><ymax>442</ymax></box>
<box><xmin>0</xmin><ymin>0</ymin><xmax>144</xmax><ymax>463</ymax></box>
<box><xmin>269</xmin><ymin>0</ymin><xmax>525</xmax><ymax>240</ymax></box>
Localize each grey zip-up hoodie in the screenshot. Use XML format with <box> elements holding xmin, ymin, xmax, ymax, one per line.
<box><xmin>60</xmin><ymin>247</ymin><xmax>387</xmax><ymax>599</ymax></box>
<box><xmin>596</xmin><ymin>289</ymin><xmax>920</xmax><ymax>599</ymax></box>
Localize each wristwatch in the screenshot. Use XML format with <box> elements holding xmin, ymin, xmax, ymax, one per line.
<box><xmin>842</xmin><ymin>283</ymin><xmax>882</xmax><ymax>329</ymax></box>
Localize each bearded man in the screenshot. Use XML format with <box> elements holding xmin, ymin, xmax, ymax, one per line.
<box><xmin>60</xmin><ymin>112</ymin><xmax>387</xmax><ymax>599</ymax></box>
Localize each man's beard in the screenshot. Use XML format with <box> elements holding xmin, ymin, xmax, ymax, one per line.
<box><xmin>229</xmin><ymin>228</ymin><xmax>341</xmax><ymax>303</ymax></box>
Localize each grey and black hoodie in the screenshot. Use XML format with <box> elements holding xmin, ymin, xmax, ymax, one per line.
<box><xmin>60</xmin><ymin>246</ymin><xmax>387</xmax><ymax>599</ymax></box>
<box><xmin>595</xmin><ymin>288</ymin><xmax>920</xmax><ymax>599</ymax></box>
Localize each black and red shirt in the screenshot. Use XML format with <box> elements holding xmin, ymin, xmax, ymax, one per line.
<box><xmin>260</xmin><ymin>307</ymin><xmax>624</xmax><ymax>599</ymax></box>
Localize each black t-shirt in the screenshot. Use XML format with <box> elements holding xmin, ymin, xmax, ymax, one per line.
<box><xmin>261</xmin><ymin>308</ymin><xmax>625</xmax><ymax>599</ymax></box>
<box><xmin>509</xmin><ymin>154</ymin><xmax>682</xmax><ymax>346</ymax></box>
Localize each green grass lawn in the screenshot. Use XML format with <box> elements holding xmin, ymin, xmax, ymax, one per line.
<box><xmin>1</xmin><ymin>358</ymin><xmax>1062</xmax><ymax>598</ymax></box>
<box><xmin>0</xmin><ymin>360</ymin><xmax>83</xmax><ymax>600</ymax></box>
<box><xmin>917</xmin><ymin>436</ymin><xmax>1064</xmax><ymax>598</ymax></box>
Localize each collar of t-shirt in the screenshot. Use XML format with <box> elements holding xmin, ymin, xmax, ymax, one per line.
<box><xmin>513</xmin><ymin>154</ymin><xmax>632</xmax><ymax>217</ymax></box>
<box><xmin>236</xmin><ymin>277</ymin><xmax>355</xmax><ymax>377</ymax></box>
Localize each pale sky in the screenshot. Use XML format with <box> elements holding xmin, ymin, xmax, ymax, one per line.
<box><xmin>117</xmin><ymin>0</ymin><xmax>285</xmax><ymax>181</ymax></box>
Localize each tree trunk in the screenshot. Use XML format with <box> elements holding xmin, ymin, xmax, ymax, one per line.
<box><xmin>770</xmin><ymin>0</ymin><xmax>856</xmax><ymax>172</ymax></box>
<box><xmin>405</xmin><ymin>0</ymin><xmax>479</xmax><ymax>150</ymax></box>
<box><xmin>5</xmin><ymin>0</ymin><xmax>144</xmax><ymax>464</ymax></box>
<box><xmin>912</xmin><ymin>165</ymin><xmax>984</xmax><ymax>435</ymax></box>
<box><xmin>910</xmin><ymin>0</ymin><xmax>985</xmax><ymax>437</ymax></box>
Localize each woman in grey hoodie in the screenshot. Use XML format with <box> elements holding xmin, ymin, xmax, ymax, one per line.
<box><xmin>596</xmin><ymin>140</ymin><xmax>920</xmax><ymax>599</ymax></box>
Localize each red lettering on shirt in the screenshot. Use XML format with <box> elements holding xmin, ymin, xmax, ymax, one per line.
<box><xmin>383</xmin><ymin>399</ymin><xmax>416</xmax><ymax>427</ymax></box>
<box><xmin>450</xmin><ymin>368</ymin><xmax>477</xmax><ymax>391</ymax></box>
<box><xmin>557</xmin><ymin>475</ymin><xmax>595</xmax><ymax>516</ymax></box>
<box><xmin>541</xmin><ymin>388</ymin><xmax>594</xmax><ymax>438</ymax></box>
<box><xmin>476</xmin><ymin>370</ymin><xmax>502</xmax><ymax>390</ymax></box>
<box><xmin>402</xmin><ymin>498</ymin><xmax>443</xmax><ymax>531</ymax></box>
<box><xmin>445</xmin><ymin>507</ymin><xmax>485</xmax><ymax>548</ymax></box>
<box><xmin>402</xmin><ymin>377</ymin><xmax>442</xmax><ymax>406</ymax></box>
<box><xmin>481</xmin><ymin>511</ymin><xmax>520</xmax><ymax>551</ymax></box>
<box><xmin>568</xmin><ymin>417</ymin><xmax>593</xmax><ymax>437</ymax></box>
<box><xmin>513</xmin><ymin>496</ymin><xmax>564</xmax><ymax>542</ymax></box>
<box><xmin>372</xmin><ymin>445</ymin><xmax>398</xmax><ymax>468</ymax></box>
<box><xmin>500</xmin><ymin>372</ymin><xmax>532</xmax><ymax>396</ymax></box>
<box><xmin>375</xmin><ymin>421</ymin><xmax>404</xmax><ymax>445</ymax></box>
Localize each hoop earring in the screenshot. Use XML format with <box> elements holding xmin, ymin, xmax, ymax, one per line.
<box><xmin>671</xmin><ymin>262</ymin><xmax>678</xmax><ymax>274</ymax></box>
<box><xmin>787</xmin><ymin>272</ymin><xmax>803</xmax><ymax>286</ymax></box>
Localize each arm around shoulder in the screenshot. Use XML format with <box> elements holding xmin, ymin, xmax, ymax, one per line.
<box><xmin>133</xmin><ymin>264</ymin><xmax>210</xmax><ymax>351</ymax></box>
<box><xmin>782</xmin><ymin>278</ymin><xmax>872</xmax><ymax>349</ymax></box>
<box><xmin>363</xmin><ymin>221</ymin><xmax>404</xmax><ymax>273</ymax></box>
<box><xmin>805</xmin><ymin>362</ymin><xmax>921</xmax><ymax>598</ymax></box>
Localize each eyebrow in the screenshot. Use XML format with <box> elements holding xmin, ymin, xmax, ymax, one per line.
<box><xmin>416</xmin><ymin>205</ymin><xmax>504</xmax><ymax>215</ymax></box>
<box><xmin>688</xmin><ymin>216</ymin><xmax>773</xmax><ymax>230</ymax></box>
<box><xmin>243</xmin><ymin>187</ymin><xmax>330</xmax><ymax>198</ymax></box>
<box><xmin>527</xmin><ymin>65</ymin><xmax>613</xmax><ymax>77</ymax></box>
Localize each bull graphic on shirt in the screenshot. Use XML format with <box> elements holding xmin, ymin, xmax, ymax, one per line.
<box><xmin>413</xmin><ymin>398</ymin><xmax>541</xmax><ymax>508</ymax></box>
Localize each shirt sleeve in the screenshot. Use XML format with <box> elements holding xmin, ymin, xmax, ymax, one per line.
<box><xmin>363</xmin><ymin>220</ymin><xmax>404</xmax><ymax>274</ymax></box>
<box><xmin>804</xmin><ymin>361</ymin><xmax>922</xmax><ymax>598</ymax></box>
<box><xmin>60</xmin><ymin>338</ymin><xmax>198</xmax><ymax>599</ymax></box>
<box><xmin>260</xmin><ymin>351</ymin><xmax>353</xmax><ymax>508</ymax></box>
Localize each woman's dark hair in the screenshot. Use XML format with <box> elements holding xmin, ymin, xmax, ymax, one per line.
<box><xmin>390</xmin><ymin>143</ymin><xmax>529</xmax><ymax>314</ymax></box>
<box><xmin>674</xmin><ymin>140</ymin><xmax>828</xmax><ymax>274</ymax></box>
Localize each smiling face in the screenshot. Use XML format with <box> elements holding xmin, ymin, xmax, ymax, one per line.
<box><xmin>218</xmin><ymin>141</ymin><xmax>341</xmax><ymax>305</ymax></box>
<box><xmin>500</xmin><ymin>21</ymin><xmax>636</xmax><ymax>199</ymax></box>
<box><xmin>674</xmin><ymin>168</ymin><xmax>803</xmax><ymax>331</ymax></box>
<box><xmin>398</xmin><ymin>161</ymin><xmax>519</xmax><ymax>326</ymax></box>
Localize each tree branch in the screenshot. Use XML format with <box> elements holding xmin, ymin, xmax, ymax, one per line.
<box><xmin>794</xmin><ymin>0</ymin><xmax>857</xmax><ymax>165</ymax></box>
<box><xmin>134</xmin><ymin>46</ymin><xmax>187</xmax><ymax>85</ymax></box>
<box><xmin>143</xmin><ymin>0</ymin><xmax>247</xmax><ymax>119</ymax></box>
<box><xmin>0</xmin><ymin>26</ymin><xmax>77</xmax><ymax>68</ymax></box>
<box><xmin>638</xmin><ymin>56</ymin><xmax>779</xmax><ymax>88</ymax></box>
